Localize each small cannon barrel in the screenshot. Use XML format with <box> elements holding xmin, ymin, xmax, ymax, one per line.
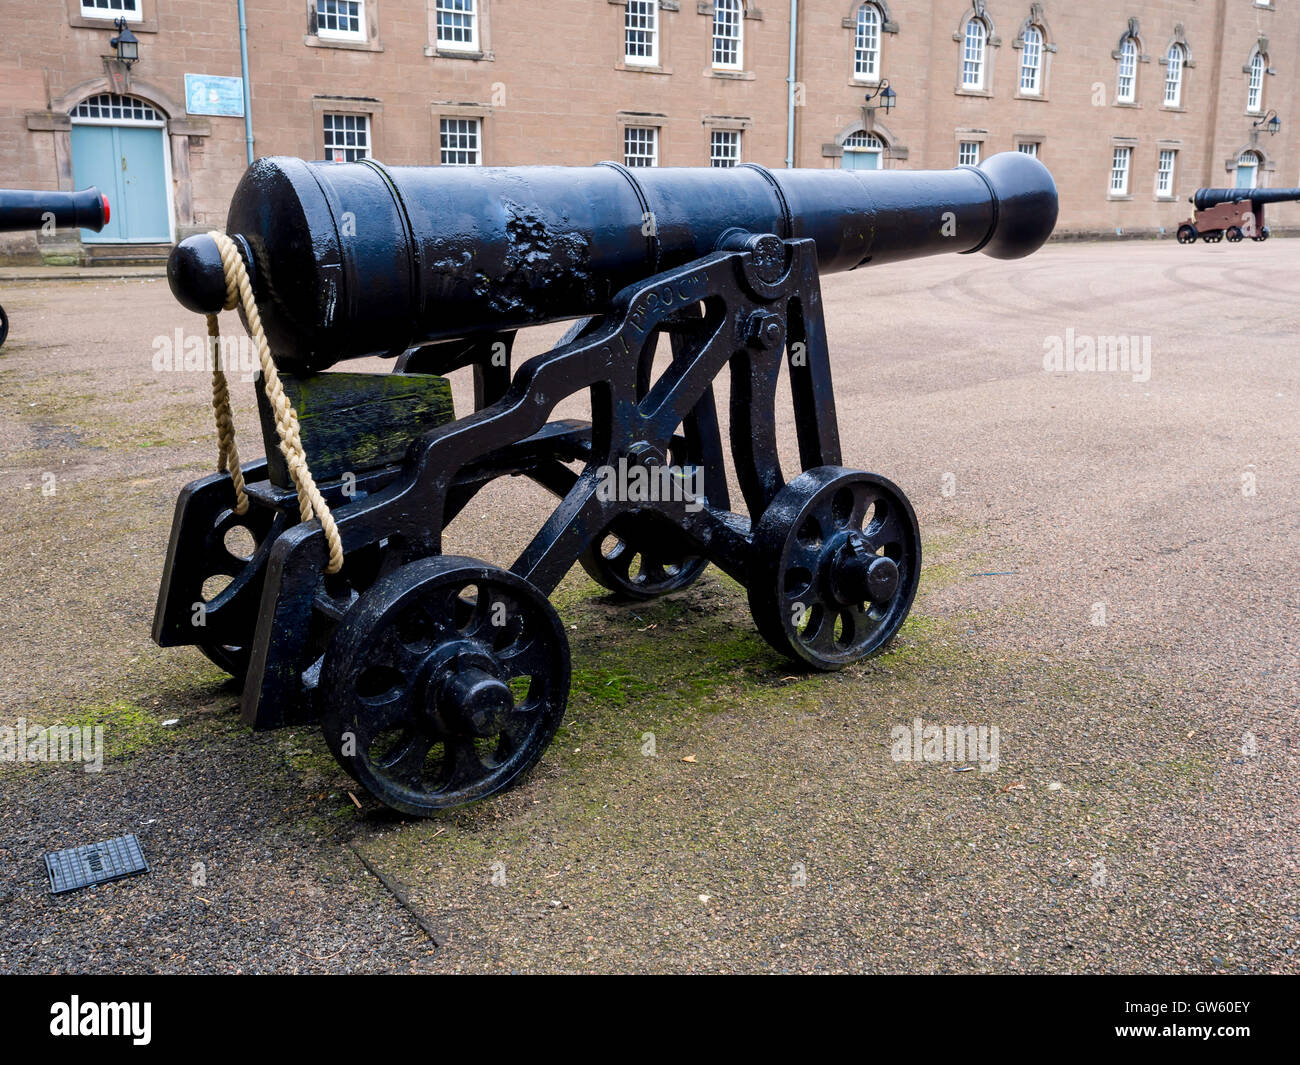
<box><xmin>170</xmin><ymin>152</ymin><xmax>1057</xmax><ymax>372</ymax></box>
<box><xmin>1192</xmin><ymin>187</ymin><xmax>1300</xmax><ymax>210</ymax></box>
<box><xmin>0</xmin><ymin>187</ymin><xmax>109</xmax><ymax>234</ymax></box>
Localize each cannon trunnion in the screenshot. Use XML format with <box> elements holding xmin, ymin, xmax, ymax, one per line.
<box><xmin>157</xmin><ymin>153</ymin><xmax>1058</xmax><ymax>815</ymax></box>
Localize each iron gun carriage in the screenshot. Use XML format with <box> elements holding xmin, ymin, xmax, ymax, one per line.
<box><xmin>0</xmin><ymin>186</ymin><xmax>109</xmax><ymax>348</ymax></box>
<box><xmin>1176</xmin><ymin>186</ymin><xmax>1300</xmax><ymax>244</ymax></box>
<box><xmin>160</xmin><ymin>152</ymin><xmax>1057</xmax><ymax>815</ymax></box>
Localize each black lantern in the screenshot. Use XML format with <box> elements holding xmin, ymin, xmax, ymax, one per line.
<box><xmin>110</xmin><ymin>17</ymin><xmax>140</xmax><ymax>67</ymax></box>
<box><xmin>865</xmin><ymin>80</ymin><xmax>896</xmax><ymax>113</ymax></box>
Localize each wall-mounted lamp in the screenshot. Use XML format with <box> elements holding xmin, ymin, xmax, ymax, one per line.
<box><xmin>110</xmin><ymin>17</ymin><xmax>140</xmax><ymax>68</ymax></box>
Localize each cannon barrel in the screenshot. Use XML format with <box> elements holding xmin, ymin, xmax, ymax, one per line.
<box><xmin>0</xmin><ymin>187</ymin><xmax>109</xmax><ymax>234</ymax></box>
<box><xmin>169</xmin><ymin>152</ymin><xmax>1057</xmax><ymax>373</ymax></box>
<box><xmin>1191</xmin><ymin>186</ymin><xmax>1300</xmax><ymax>210</ymax></box>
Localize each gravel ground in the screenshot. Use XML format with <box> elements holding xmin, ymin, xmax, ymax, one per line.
<box><xmin>0</xmin><ymin>239</ymin><xmax>1295</xmax><ymax>973</ymax></box>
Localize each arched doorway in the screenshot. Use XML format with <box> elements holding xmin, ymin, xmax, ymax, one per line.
<box><xmin>840</xmin><ymin>131</ymin><xmax>885</xmax><ymax>170</ymax></box>
<box><xmin>1235</xmin><ymin>150</ymin><xmax>1261</xmax><ymax>190</ymax></box>
<box><xmin>69</xmin><ymin>93</ymin><xmax>174</xmax><ymax>244</ymax></box>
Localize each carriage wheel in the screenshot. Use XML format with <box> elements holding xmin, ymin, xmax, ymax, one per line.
<box><xmin>0</xmin><ymin>303</ymin><xmax>8</xmax><ymax>349</ymax></box>
<box><xmin>1176</xmin><ymin>224</ymin><xmax>1197</xmax><ymax>245</ymax></box>
<box><xmin>320</xmin><ymin>556</ymin><xmax>569</xmax><ymax>815</ymax></box>
<box><xmin>747</xmin><ymin>467</ymin><xmax>921</xmax><ymax>671</ymax></box>
<box><xmin>1226</xmin><ymin>226</ymin><xmax>1244</xmax><ymax>243</ymax></box>
<box><xmin>579</xmin><ymin>516</ymin><xmax>708</xmax><ymax>600</ymax></box>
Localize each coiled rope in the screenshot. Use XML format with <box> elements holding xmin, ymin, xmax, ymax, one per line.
<box><xmin>204</xmin><ymin>230</ymin><xmax>344</xmax><ymax>574</ymax></box>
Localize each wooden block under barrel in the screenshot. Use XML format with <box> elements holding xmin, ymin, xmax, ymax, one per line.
<box><xmin>256</xmin><ymin>370</ymin><xmax>454</xmax><ymax>489</ymax></box>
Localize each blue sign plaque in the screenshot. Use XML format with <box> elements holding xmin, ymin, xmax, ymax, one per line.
<box><xmin>185</xmin><ymin>74</ymin><xmax>246</xmax><ymax>118</ymax></box>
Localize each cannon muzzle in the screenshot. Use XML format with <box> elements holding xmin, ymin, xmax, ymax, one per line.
<box><xmin>1191</xmin><ymin>187</ymin><xmax>1300</xmax><ymax>210</ymax></box>
<box><xmin>170</xmin><ymin>152</ymin><xmax>1057</xmax><ymax>372</ymax></box>
<box><xmin>0</xmin><ymin>187</ymin><xmax>109</xmax><ymax>234</ymax></box>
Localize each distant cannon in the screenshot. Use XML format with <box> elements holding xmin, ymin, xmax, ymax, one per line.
<box><xmin>0</xmin><ymin>187</ymin><xmax>110</xmax><ymax>348</ymax></box>
<box><xmin>1177</xmin><ymin>186</ymin><xmax>1300</xmax><ymax>245</ymax></box>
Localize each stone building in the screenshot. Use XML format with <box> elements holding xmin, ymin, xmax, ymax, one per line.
<box><xmin>0</xmin><ymin>0</ymin><xmax>1294</xmax><ymax>263</ymax></box>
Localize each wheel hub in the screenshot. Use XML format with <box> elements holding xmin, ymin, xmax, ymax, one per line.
<box><xmin>830</xmin><ymin>532</ymin><xmax>900</xmax><ymax>605</ymax></box>
<box><xmin>420</xmin><ymin>645</ymin><xmax>516</xmax><ymax>737</ymax></box>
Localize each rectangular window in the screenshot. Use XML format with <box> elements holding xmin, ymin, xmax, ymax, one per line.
<box><xmin>962</xmin><ymin>20</ymin><xmax>986</xmax><ymax>90</ymax></box>
<box><xmin>1016</xmin><ymin>141</ymin><xmax>1039</xmax><ymax>158</ymax></box>
<box><xmin>1155</xmin><ymin>149</ymin><xmax>1176</xmax><ymax>197</ymax></box>
<box><xmin>323</xmin><ymin>113</ymin><xmax>371</xmax><ymax>162</ymax></box>
<box><xmin>1247</xmin><ymin>55</ymin><xmax>1264</xmax><ymax>113</ymax></box>
<box><xmin>80</xmin><ymin>0</ymin><xmax>142</xmax><ymax>20</ymax></box>
<box><xmin>958</xmin><ymin>141</ymin><xmax>980</xmax><ymax>167</ymax></box>
<box><xmin>712</xmin><ymin>0</ymin><xmax>743</xmax><ymax>69</ymax></box>
<box><xmin>625</xmin><ymin>0</ymin><xmax>659</xmax><ymax>66</ymax></box>
<box><xmin>436</xmin><ymin>0</ymin><xmax>478</xmax><ymax>51</ymax></box>
<box><xmin>710</xmin><ymin>129</ymin><xmax>741</xmax><ymax>167</ymax></box>
<box><xmin>1019</xmin><ymin>29</ymin><xmax>1042</xmax><ymax>94</ymax></box>
<box><xmin>440</xmin><ymin>117</ymin><xmax>482</xmax><ymax>165</ymax></box>
<box><xmin>1116</xmin><ymin>41</ymin><xmax>1137</xmax><ymax>103</ymax></box>
<box><xmin>317</xmin><ymin>0</ymin><xmax>366</xmax><ymax>41</ymax></box>
<box><xmin>624</xmin><ymin>126</ymin><xmax>658</xmax><ymax>167</ymax></box>
<box><xmin>1110</xmin><ymin>146</ymin><xmax>1131</xmax><ymax>195</ymax></box>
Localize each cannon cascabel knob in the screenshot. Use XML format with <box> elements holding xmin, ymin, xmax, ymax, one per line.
<box><xmin>168</xmin><ymin>233</ymin><xmax>254</xmax><ymax>316</ymax></box>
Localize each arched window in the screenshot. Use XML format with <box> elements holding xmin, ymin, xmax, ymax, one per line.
<box><xmin>712</xmin><ymin>0</ymin><xmax>743</xmax><ymax>70</ymax></box>
<box><xmin>1116</xmin><ymin>37</ymin><xmax>1138</xmax><ymax>103</ymax></box>
<box><xmin>854</xmin><ymin>4</ymin><xmax>882</xmax><ymax>81</ymax></box>
<box><xmin>1247</xmin><ymin>50</ymin><xmax>1266</xmax><ymax>113</ymax></box>
<box><xmin>1236</xmin><ymin>150</ymin><xmax>1260</xmax><ymax>190</ymax></box>
<box><xmin>962</xmin><ymin>18</ymin><xmax>988</xmax><ymax>90</ymax></box>
<box><xmin>1019</xmin><ymin>25</ymin><xmax>1043</xmax><ymax>94</ymax></box>
<box><xmin>1164</xmin><ymin>43</ymin><xmax>1185</xmax><ymax>106</ymax></box>
<box><xmin>841</xmin><ymin>130</ymin><xmax>884</xmax><ymax>170</ymax></box>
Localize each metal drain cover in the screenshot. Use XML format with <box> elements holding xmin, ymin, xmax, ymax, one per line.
<box><xmin>45</xmin><ymin>834</ymin><xmax>150</xmax><ymax>895</ymax></box>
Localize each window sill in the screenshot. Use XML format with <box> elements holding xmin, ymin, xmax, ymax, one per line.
<box><xmin>70</xmin><ymin>13</ymin><xmax>158</xmax><ymax>32</ymax></box>
<box><xmin>1014</xmin><ymin>91</ymin><xmax>1048</xmax><ymax>102</ymax></box>
<box><xmin>1113</xmin><ymin>100</ymin><xmax>1141</xmax><ymax>108</ymax></box>
<box><xmin>1154</xmin><ymin>195</ymin><xmax>1178</xmax><ymax>202</ymax></box>
<box><xmin>305</xmin><ymin>35</ymin><xmax>384</xmax><ymax>53</ymax></box>
<box><xmin>424</xmin><ymin>46</ymin><xmax>493</xmax><ymax>61</ymax></box>
<box><xmin>1107</xmin><ymin>194</ymin><xmax>1134</xmax><ymax>201</ymax></box>
<box><xmin>1160</xmin><ymin>104</ymin><xmax>1187</xmax><ymax>113</ymax></box>
<box><xmin>954</xmin><ymin>87</ymin><xmax>993</xmax><ymax>98</ymax></box>
<box><xmin>616</xmin><ymin>61</ymin><xmax>673</xmax><ymax>75</ymax></box>
<box><xmin>850</xmin><ymin>77</ymin><xmax>882</xmax><ymax>88</ymax></box>
<box><xmin>708</xmin><ymin>68</ymin><xmax>755</xmax><ymax>81</ymax></box>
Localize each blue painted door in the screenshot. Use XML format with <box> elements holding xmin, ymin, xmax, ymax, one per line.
<box><xmin>842</xmin><ymin>150</ymin><xmax>881</xmax><ymax>171</ymax></box>
<box><xmin>70</xmin><ymin>124</ymin><xmax>171</xmax><ymax>243</ymax></box>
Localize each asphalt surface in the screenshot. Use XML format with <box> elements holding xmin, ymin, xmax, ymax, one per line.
<box><xmin>0</xmin><ymin>239</ymin><xmax>1295</xmax><ymax>973</ymax></box>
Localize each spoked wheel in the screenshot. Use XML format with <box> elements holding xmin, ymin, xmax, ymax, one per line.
<box><xmin>1252</xmin><ymin>227</ymin><xmax>1270</xmax><ymax>242</ymax></box>
<box><xmin>320</xmin><ymin>556</ymin><xmax>570</xmax><ymax>815</ymax></box>
<box><xmin>580</xmin><ymin>515</ymin><xmax>708</xmax><ymax>600</ymax></box>
<box><xmin>1176</xmin><ymin>224</ymin><xmax>1197</xmax><ymax>245</ymax></box>
<box><xmin>748</xmin><ymin>467</ymin><xmax>921</xmax><ymax>670</ymax></box>
<box><xmin>1226</xmin><ymin>226</ymin><xmax>1244</xmax><ymax>243</ymax></box>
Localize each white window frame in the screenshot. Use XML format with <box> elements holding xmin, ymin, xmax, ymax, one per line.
<box><xmin>435</xmin><ymin>0</ymin><xmax>479</xmax><ymax>52</ymax></box>
<box><xmin>1020</xmin><ymin>26</ymin><xmax>1043</xmax><ymax>95</ymax></box>
<box><xmin>323</xmin><ymin>112</ymin><xmax>372</xmax><ymax>162</ymax></box>
<box><xmin>1116</xmin><ymin>38</ymin><xmax>1137</xmax><ymax>103</ymax></box>
<box><xmin>80</xmin><ymin>0</ymin><xmax>143</xmax><ymax>22</ymax></box>
<box><xmin>709</xmin><ymin>129</ymin><xmax>741</xmax><ymax>167</ymax></box>
<box><xmin>854</xmin><ymin>5</ymin><xmax>882</xmax><ymax>83</ymax></box>
<box><xmin>1016</xmin><ymin>141</ymin><xmax>1039</xmax><ymax>158</ymax></box>
<box><xmin>1247</xmin><ymin>51</ymin><xmax>1265</xmax><ymax>113</ymax></box>
<box><xmin>1155</xmin><ymin>149</ymin><xmax>1176</xmax><ymax>197</ymax></box>
<box><xmin>958</xmin><ymin>140</ymin><xmax>980</xmax><ymax>167</ymax></box>
<box><xmin>316</xmin><ymin>0</ymin><xmax>367</xmax><ymax>43</ymax></box>
<box><xmin>842</xmin><ymin>131</ymin><xmax>883</xmax><ymax>168</ymax></box>
<box><xmin>440</xmin><ymin>117</ymin><xmax>482</xmax><ymax>165</ymax></box>
<box><xmin>1164</xmin><ymin>44</ymin><xmax>1184</xmax><ymax>107</ymax></box>
<box><xmin>962</xmin><ymin>19</ymin><xmax>987</xmax><ymax>90</ymax></box>
<box><xmin>1110</xmin><ymin>146</ymin><xmax>1131</xmax><ymax>195</ymax></box>
<box><xmin>712</xmin><ymin>0</ymin><xmax>743</xmax><ymax>70</ymax></box>
<box><xmin>625</xmin><ymin>0</ymin><xmax>659</xmax><ymax>66</ymax></box>
<box><xmin>624</xmin><ymin>125</ymin><xmax>659</xmax><ymax>167</ymax></box>
<box><xmin>1236</xmin><ymin>151</ymin><xmax>1260</xmax><ymax>189</ymax></box>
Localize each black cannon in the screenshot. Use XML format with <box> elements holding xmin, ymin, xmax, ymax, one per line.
<box><xmin>0</xmin><ymin>187</ymin><xmax>110</xmax><ymax>348</ymax></box>
<box><xmin>1177</xmin><ymin>186</ymin><xmax>1300</xmax><ymax>244</ymax></box>
<box><xmin>160</xmin><ymin>153</ymin><xmax>1057</xmax><ymax>815</ymax></box>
